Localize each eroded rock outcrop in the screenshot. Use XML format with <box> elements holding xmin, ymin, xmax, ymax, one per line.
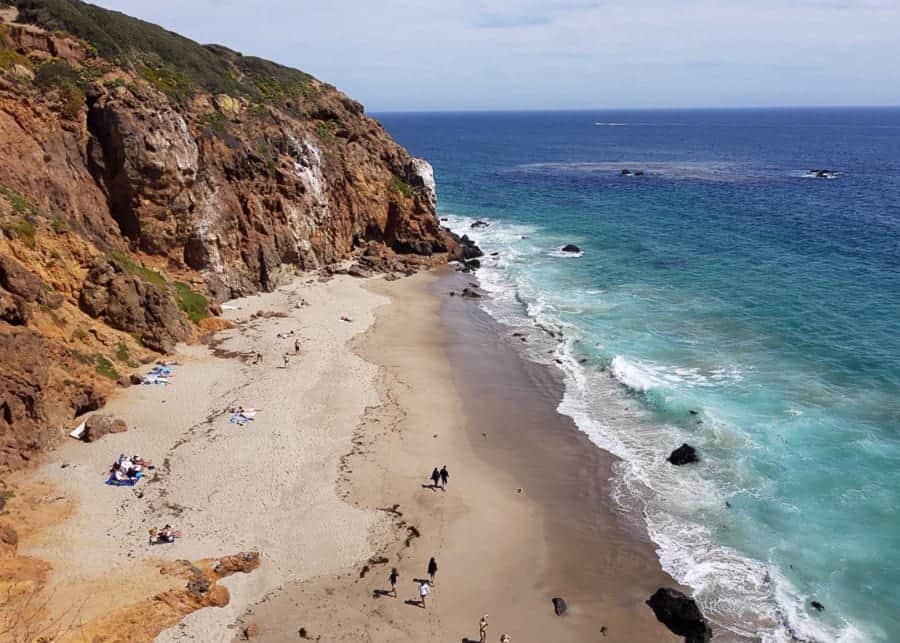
<box><xmin>0</xmin><ymin>2</ymin><xmax>474</xmax><ymax>471</ymax></box>
<box><xmin>79</xmin><ymin>259</ymin><xmax>192</xmax><ymax>352</ymax></box>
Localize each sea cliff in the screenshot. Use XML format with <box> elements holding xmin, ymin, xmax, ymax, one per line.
<box><xmin>0</xmin><ymin>0</ymin><xmax>465</xmax><ymax>470</ymax></box>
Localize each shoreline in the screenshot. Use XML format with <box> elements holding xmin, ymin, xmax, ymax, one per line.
<box><xmin>236</xmin><ymin>268</ymin><xmax>679</xmax><ymax>641</ymax></box>
<box><xmin>3</xmin><ymin>268</ymin><xmax>682</xmax><ymax>642</ymax></box>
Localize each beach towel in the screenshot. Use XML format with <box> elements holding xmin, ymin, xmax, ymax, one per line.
<box><xmin>69</xmin><ymin>420</ymin><xmax>87</xmax><ymax>440</ymax></box>
<box><xmin>229</xmin><ymin>413</ymin><xmax>255</xmax><ymax>426</ymax></box>
<box><xmin>105</xmin><ymin>471</ymin><xmax>142</xmax><ymax>486</ymax></box>
<box><xmin>142</xmin><ymin>375</ymin><xmax>170</xmax><ymax>385</ymax></box>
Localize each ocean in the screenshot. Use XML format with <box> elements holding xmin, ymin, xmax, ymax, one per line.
<box><xmin>377</xmin><ymin>108</ymin><xmax>900</xmax><ymax>642</ymax></box>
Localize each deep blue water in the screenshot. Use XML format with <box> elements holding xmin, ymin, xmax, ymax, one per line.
<box><xmin>377</xmin><ymin>109</ymin><xmax>900</xmax><ymax>642</ymax></box>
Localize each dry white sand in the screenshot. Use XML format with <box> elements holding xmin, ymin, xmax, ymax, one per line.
<box><xmin>22</xmin><ymin>275</ymin><xmax>390</xmax><ymax>641</ymax></box>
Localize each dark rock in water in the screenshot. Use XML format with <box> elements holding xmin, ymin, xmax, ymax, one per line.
<box><xmin>460</xmin><ymin>287</ymin><xmax>482</xmax><ymax>299</ymax></box>
<box><xmin>552</xmin><ymin>596</ymin><xmax>568</xmax><ymax>616</ymax></box>
<box><xmin>470</xmin><ymin>220</ymin><xmax>489</xmax><ymax>229</ymax></box>
<box><xmin>634</xmin><ymin>170</ymin><xmax>645</xmax><ymax>176</ymax></box>
<box><xmin>646</xmin><ymin>588</ymin><xmax>712</xmax><ymax>643</ymax></box>
<box><xmin>811</xmin><ymin>600</ymin><xmax>825</xmax><ymax>612</ymax></box>
<box><xmin>668</xmin><ymin>443</ymin><xmax>699</xmax><ymax>466</ymax></box>
<box><xmin>490</xmin><ymin>251</ymin><xmax>500</xmax><ymax>257</ymax></box>
<box><xmin>457</xmin><ymin>234</ymin><xmax>483</xmax><ymax>260</ymax></box>
<box><xmin>561</xmin><ymin>244</ymin><xmax>581</xmax><ymax>253</ymax></box>
<box><xmin>440</xmin><ymin>217</ymin><xmax>448</xmax><ymax>222</ymax></box>
<box><xmin>448</xmin><ymin>291</ymin><xmax>456</xmax><ymax>297</ymax></box>
<box><xmin>689</xmin><ymin>410</ymin><xmax>699</xmax><ymax>415</ymax></box>
<box><xmin>621</xmin><ymin>168</ymin><xmax>633</xmax><ymax>176</ymax></box>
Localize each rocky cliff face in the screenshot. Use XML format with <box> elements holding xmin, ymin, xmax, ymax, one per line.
<box><xmin>0</xmin><ymin>0</ymin><xmax>466</xmax><ymax>470</ymax></box>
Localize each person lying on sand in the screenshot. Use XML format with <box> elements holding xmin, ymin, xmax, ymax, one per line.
<box><xmin>340</xmin><ymin>315</ymin><xmax>353</xmax><ymax>322</ymax></box>
<box><xmin>131</xmin><ymin>454</ymin><xmax>154</xmax><ymax>469</ymax></box>
<box><xmin>149</xmin><ymin>524</ymin><xmax>182</xmax><ymax>544</ymax></box>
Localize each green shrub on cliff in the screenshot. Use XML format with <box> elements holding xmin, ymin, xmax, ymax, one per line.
<box><xmin>109</xmin><ymin>250</ymin><xmax>166</xmax><ymax>289</ymax></box>
<box><xmin>1</xmin><ymin>219</ymin><xmax>36</xmax><ymax>249</ymax></box>
<box><xmin>174</xmin><ymin>281</ymin><xmax>209</xmax><ymax>323</ymax></box>
<box><xmin>12</xmin><ymin>0</ymin><xmax>320</xmax><ymax>106</ymax></box>
<box><xmin>390</xmin><ymin>176</ymin><xmax>413</xmax><ymax>199</ymax></box>
<box><xmin>94</xmin><ymin>354</ymin><xmax>120</xmax><ymax>380</ymax></box>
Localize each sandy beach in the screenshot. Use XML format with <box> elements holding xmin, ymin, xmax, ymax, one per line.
<box><xmin>5</xmin><ymin>269</ymin><xmax>679</xmax><ymax>642</ymax></box>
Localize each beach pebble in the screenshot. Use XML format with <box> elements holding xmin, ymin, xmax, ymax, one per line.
<box><xmin>552</xmin><ymin>596</ymin><xmax>568</xmax><ymax>616</ymax></box>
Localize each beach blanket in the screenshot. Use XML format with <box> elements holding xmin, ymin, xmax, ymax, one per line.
<box><xmin>105</xmin><ymin>471</ymin><xmax>142</xmax><ymax>486</ymax></box>
<box><xmin>229</xmin><ymin>413</ymin><xmax>255</xmax><ymax>426</ymax></box>
<box><xmin>149</xmin><ymin>366</ymin><xmax>174</xmax><ymax>377</ymax></box>
<box><xmin>142</xmin><ymin>375</ymin><xmax>170</xmax><ymax>385</ymax></box>
<box><xmin>69</xmin><ymin>420</ymin><xmax>87</xmax><ymax>440</ymax></box>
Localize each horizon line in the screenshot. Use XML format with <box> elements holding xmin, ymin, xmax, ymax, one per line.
<box><xmin>370</xmin><ymin>104</ymin><xmax>900</xmax><ymax>115</ymax></box>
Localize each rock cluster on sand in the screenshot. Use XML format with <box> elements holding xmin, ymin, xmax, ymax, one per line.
<box><xmin>81</xmin><ymin>414</ymin><xmax>128</xmax><ymax>442</ymax></box>
<box><xmin>646</xmin><ymin>587</ymin><xmax>712</xmax><ymax>643</ymax></box>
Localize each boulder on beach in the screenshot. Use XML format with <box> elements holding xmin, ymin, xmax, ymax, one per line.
<box><xmin>646</xmin><ymin>587</ymin><xmax>712</xmax><ymax>643</ymax></box>
<box><xmin>552</xmin><ymin>596</ymin><xmax>568</xmax><ymax>616</ymax></box>
<box><xmin>561</xmin><ymin>244</ymin><xmax>581</xmax><ymax>253</ymax></box>
<box><xmin>81</xmin><ymin>414</ymin><xmax>128</xmax><ymax>442</ymax></box>
<box><xmin>668</xmin><ymin>443</ymin><xmax>699</xmax><ymax>466</ymax></box>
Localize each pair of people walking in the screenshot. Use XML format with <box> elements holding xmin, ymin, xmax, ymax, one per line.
<box><xmin>429</xmin><ymin>465</ymin><xmax>449</xmax><ymax>490</ymax></box>
<box><xmin>387</xmin><ymin>557</ymin><xmax>439</xmax><ymax>608</ymax></box>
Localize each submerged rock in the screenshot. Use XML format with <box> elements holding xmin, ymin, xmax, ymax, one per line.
<box><xmin>646</xmin><ymin>588</ymin><xmax>712</xmax><ymax>643</ymax></box>
<box><xmin>668</xmin><ymin>443</ymin><xmax>699</xmax><ymax>466</ymax></box>
<box><xmin>561</xmin><ymin>244</ymin><xmax>581</xmax><ymax>253</ymax></box>
<box><xmin>470</xmin><ymin>220</ymin><xmax>489</xmax><ymax>229</ymax></box>
<box><xmin>811</xmin><ymin>600</ymin><xmax>825</xmax><ymax>612</ymax></box>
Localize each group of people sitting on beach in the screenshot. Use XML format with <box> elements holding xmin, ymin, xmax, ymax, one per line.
<box><xmin>108</xmin><ymin>453</ymin><xmax>154</xmax><ymax>483</ymax></box>
<box><xmin>148</xmin><ymin>524</ymin><xmax>181</xmax><ymax>545</ymax></box>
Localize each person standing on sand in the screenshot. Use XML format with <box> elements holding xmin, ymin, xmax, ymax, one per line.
<box><xmin>294</xmin><ymin>338</ymin><xmax>301</xmax><ymax>354</ymax></box>
<box><xmin>418</xmin><ymin>580</ymin><xmax>430</xmax><ymax>608</ymax></box>
<box><xmin>427</xmin><ymin>557</ymin><xmax>438</xmax><ymax>583</ymax></box>
<box><xmin>440</xmin><ymin>465</ymin><xmax>449</xmax><ymax>489</ymax></box>
<box><xmin>479</xmin><ymin>614</ymin><xmax>488</xmax><ymax>643</ymax></box>
<box><xmin>430</xmin><ymin>467</ymin><xmax>441</xmax><ymax>489</ymax></box>
<box><xmin>282</xmin><ymin>354</ymin><xmax>289</xmax><ymax>368</ymax></box>
<box><xmin>389</xmin><ymin>567</ymin><xmax>399</xmax><ymax>597</ymax></box>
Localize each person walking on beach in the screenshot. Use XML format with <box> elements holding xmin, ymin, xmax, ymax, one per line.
<box><xmin>427</xmin><ymin>557</ymin><xmax>438</xmax><ymax>584</ymax></box>
<box><xmin>418</xmin><ymin>580</ymin><xmax>431</xmax><ymax>608</ymax></box>
<box><xmin>294</xmin><ymin>338</ymin><xmax>301</xmax><ymax>354</ymax></box>
<box><xmin>439</xmin><ymin>465</ymin><xmax>449</xmax><ymax>489</ymax></box>
<box><xmin>430</xmin><ymin>467</ymin><xmax>441</xmax><ymax>489</ymax></box>
<box><xmin>389</xmin><ymin>567</ymin><xmax>399</xmax><ymax>597</ymax></box>
<box><xmin>282</xmin><ymin>354</ymin><xmax>289</xmax><ymax>368</ymax></box>
<box><xmin>479</xmin><ymin>614</ymin><xmax>488</xmax><ymax>643</ymax></box>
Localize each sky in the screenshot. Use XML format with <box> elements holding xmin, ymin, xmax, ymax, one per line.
<box><xmin>92</xmin><ymin>0</ymin><xmax>900</xmax><ymax>112</ymax></box>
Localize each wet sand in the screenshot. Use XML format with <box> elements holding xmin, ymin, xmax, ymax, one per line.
<box><xmin>239</xmin><ymin>269</ymin><xmax>678</xmax><ymax>642</ymax></box>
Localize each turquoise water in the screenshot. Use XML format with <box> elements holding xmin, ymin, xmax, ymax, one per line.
<box><xmin>379</xmin><ymin>109</ymin><xmax>900</xmax><ymax>642</ymax></box>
